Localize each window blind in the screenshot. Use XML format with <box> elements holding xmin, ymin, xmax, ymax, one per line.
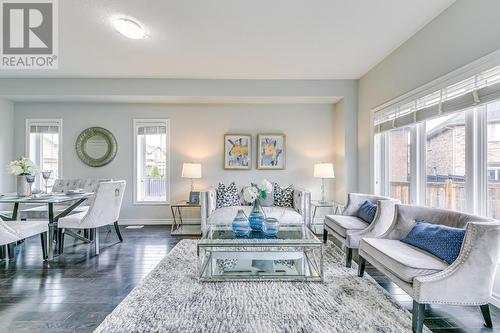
<box><xmin>374</xmin><ymin>65</ymin><xmax>500</xmax><ymax>133</ymax></box>
<box><xmin>29</xmin><ymin>124</ymin><xmax>60</xmax><ymax>133</ymax></box>
<box><xmin>137</xmin><ymin>125</ymin><xmax>166</xmax><ymax>135</ymax></box>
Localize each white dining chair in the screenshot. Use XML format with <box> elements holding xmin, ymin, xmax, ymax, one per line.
<box><xmin>57</xmin><ymin>180</ymin><xmax>126</xmax><ymax>255</ymax></box>
<box><xmin>0</xmin><ymin>218</ymin><xmax>48</xmax><ymax>260</ymax></box>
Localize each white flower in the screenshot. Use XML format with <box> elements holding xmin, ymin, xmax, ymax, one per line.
<box><xmin>8</xmin><ymin>157</ymin><xmax>40</xmax><ymax>176</ymax></box>
<box><xmin>257</xmin><ymin>179</ymin><xmax>272</xmax><ymax>194</ymax></box>
<box><xmin>9</xmin><ymin>164</ymin><xmax>23</xmax><ymax>176</ymax></box>
<box><xmin>26</xmin><ymin>160</ymin><xmax>40</xmax><ymax>175</ymax></box>
<box><xmin>243</xmin><ymin>186</ymin><xmax>258</xmax><ymax>203</ymax></box>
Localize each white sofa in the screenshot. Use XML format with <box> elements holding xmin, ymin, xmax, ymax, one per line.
<box><xmin>358</xmin><ymin>204</ymin><xmax>500</xmax><ymax>333</ymax></box>
<box><xmin>200</xmin><ymin>186</ymin><xmax>311</xmax><ymax>234</ymax></box>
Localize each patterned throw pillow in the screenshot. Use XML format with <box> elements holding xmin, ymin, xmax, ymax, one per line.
<box><xmin>401</xmin><ymin>221</ymin><xmax>466</xmax><ymax>264</ymax></box>
<box><xmin>216</xmin><ymin>182</ymin><xmax>240</xmax><ymax>208</ymax></box>
<box><xmin>273</xmin><ymin>183</ymin><xmax>293</xmax><ymax>208</ymax></box>
<box><xmin>356</xmin><ymin>200</ymin><xmax>377</xmax><ymax>223</ymax></box>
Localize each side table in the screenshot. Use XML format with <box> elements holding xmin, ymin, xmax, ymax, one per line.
<box><xmin>170</xmin><ymin>202</ymin><xmax>202</xmax><ymax>236</ymax></box>
<box><xmin>310</xmin><ymin>200</ymin><xmax>345</xmax><ymax>234</ymax></box>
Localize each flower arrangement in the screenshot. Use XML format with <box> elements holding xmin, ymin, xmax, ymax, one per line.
<box><xmin>8</xmin><ymin>156</ymin><xmax>40</xmax><ymax>176</ymax></box>
<box><xmin>243</xmin><ymin>179</ymin><xmax>273</xmax><ymax>203</ymax></box>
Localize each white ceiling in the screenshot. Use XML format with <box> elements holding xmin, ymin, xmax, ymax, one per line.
<box><xmin>0</xmin><ymin>0</ymin><xmax>455</xmax><ymax>79</ymax></box>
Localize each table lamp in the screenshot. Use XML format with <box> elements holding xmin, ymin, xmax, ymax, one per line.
<box><xmin>314</xmin><ymin>163</ymin><xmax>335</xmax><ymax>204</ymax></box>
<box><xmin>182</xmin><ymin>163</ymin><xmax>202</xmax><ymax>203</ymax></box>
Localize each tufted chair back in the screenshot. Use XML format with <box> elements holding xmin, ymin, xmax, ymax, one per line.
<box><xmin>342</xmin><ymin>193</ymin><xmax>395</xmax><ymax>216</ymax></box>
<box><xmin>385</xmin><ymin>204</ymin><xmax>495</xmax><ymax>240</ymax></box>
<box><xmin>78</xmin><ymin>181</ymin><xmax>126</xmax><ymax>228</ymax></box>
<box><xmin>52</xmin><ymin>179</ymin><xmax>112</xmax><ymax>205</ymax></box>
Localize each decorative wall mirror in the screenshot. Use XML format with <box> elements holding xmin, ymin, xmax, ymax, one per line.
<box><xmin>76</xmin><ymin>127</ymin><xmax>117</xmax><ymax>167</ymax></box>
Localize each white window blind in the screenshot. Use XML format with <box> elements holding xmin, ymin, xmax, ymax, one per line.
<box><xmin>29</xmin><ymin>125</ymin><xmax>60</xmax><ymax>133</ymax></box>
<box><xmin>137</xmin><ymin>126</ymin><xmax>166</xmax><ymax>135</ymax></box>
<box><xmin>374</xmin><ymin>65</ymin><xmax>500</xmax><ymax>133</ymax></box>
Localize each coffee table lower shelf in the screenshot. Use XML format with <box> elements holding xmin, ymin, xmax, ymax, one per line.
<box><xmin>198</xmin><ymin>247</ymin><xmax>323</xmax><ymax>282</ymax></box>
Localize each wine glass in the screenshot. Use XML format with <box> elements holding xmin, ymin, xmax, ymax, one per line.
<box><xmin>42</xmin><ymin>171</ymin><xmax>52</xmax><ymax>194</ymax></box>
<box><xmin>25</xmin><ymin>175</ymin><xmax>35</xmax><ymax>196</ymax></box>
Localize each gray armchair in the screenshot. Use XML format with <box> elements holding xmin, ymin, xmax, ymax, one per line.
<box><xmin>323</xmin><ymin>193</ymin><xmax>399</xmax><ymax>267</ymax></box>
<box><xmin>358</xmin><ymin>204</ymin><xmax>500</xmax><ymax>333</ymax></box>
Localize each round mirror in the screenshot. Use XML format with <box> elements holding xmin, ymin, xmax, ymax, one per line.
<box><xmin>84</xmin><ymin>134</ymin><xmax>108</xmax><ymax>159</ymax></box>
<box><xmin>76</xmin><ymin>127</ymin><xmax>117</xmax><ymax>167</ymax></box>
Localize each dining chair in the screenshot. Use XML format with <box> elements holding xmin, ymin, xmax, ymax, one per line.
<box><xmin>57</xmin><ymin>180</ymin><xmax>126</xmax><ymax>255</ymax></box>
<box><xmin>0</xmin><ymin>218</ymin><xmax>48</xmax><ymax>260</ymax></box>
<box><xmin>20</xmin><ymin>178</ymin><xmax>111</xmax><ymax>220</ymax></box>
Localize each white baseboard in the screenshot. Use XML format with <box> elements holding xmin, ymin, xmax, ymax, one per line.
<box><xmin>491</xmin><ymin>292</ymin><xmax>500</xmax><ymax>308</ymax></box>
<box><xmin>119</xmin><ymin>218</ymin><xmax>201</xmax><ymax>226</ymax></box>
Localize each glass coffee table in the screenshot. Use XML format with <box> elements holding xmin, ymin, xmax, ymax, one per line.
<box><xmin>197</xmin><ymin>224</ymin><xmax>323</xmax><ymax>282</ymax></box>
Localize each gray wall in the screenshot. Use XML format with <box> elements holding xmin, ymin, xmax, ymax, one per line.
<box><xmin>14</xmin><ymin>102</ymin><xmax>337</xmax><ymax>221</ymax></box>
<box><xmin>0</xmin><ymin>99</ymin><xmax>14</xmax><ymax>193</ymax></box>
<box><xmin>357</xmin><ymin>0</ymin><xmax>500</xmax><ymax>192</ymax></box>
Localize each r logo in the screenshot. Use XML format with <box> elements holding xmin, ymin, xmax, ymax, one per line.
<box><xmin>2</xmin><ymin>2</ymin><xmax>53</xmax><ymax>54</ymax></box>
<box><xmin>0</xmin><ymin>0</ymin><xmax>58</xmax><ymax>69</ymax></box>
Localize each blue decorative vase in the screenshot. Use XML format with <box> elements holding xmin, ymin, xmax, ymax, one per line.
<box><xmin>248</xmin><ymin>199</ymin><xmax>265</xmax><ymax>231</ymax></box>
<box><xmin>232</xmin><ymin>209</ymin><xmax>250</xmax><ymax>237</ymax></box>
<box><xmin>263</xmin><ymin>217</ymin><xmax>280</xmax><ymax>237</ymax></box>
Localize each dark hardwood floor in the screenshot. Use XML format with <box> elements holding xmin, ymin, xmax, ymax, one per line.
<box><xmin>0</xmin><ymin>225</ymin><xmax>497</xmax><ymax>332</ymax></box>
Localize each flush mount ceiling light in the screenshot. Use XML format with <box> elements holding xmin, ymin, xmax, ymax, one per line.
<box><xmin>112</xmin><ymin>16</ymin><xmax>148</xmax><ymax>39</ymax></box>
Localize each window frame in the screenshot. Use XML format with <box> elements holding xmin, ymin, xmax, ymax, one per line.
<box><xmin>373</xmin><ymin>106</ymin><xmax>490</xmax><ymax>215</ymax></box>
<box><xmin>382</xmin><ymin>125</ymin><xmax>416</xmax><ymax>205</ymax></box>
<box><xmin>25</xmin><ymin>118</ymin><xmax>63</xmax><ymax>186</ymax></box>
<box><xmin>133</xmin><ymin>118</ymin><xmax>170</xmax><ymax>205</ymax></box>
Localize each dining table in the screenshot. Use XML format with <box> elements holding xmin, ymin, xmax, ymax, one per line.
<box><xmin>0</xmin><ymin>192</ymin><xmax>94</xmax><ymax>260</ymax></box>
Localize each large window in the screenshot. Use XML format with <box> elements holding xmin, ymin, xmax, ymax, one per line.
<box><xmin>26</xmin><ymin>119</ymin><xmax>62</xmax><ymax>191</ymax></box>
<box><xmin>425</xmin><ymin>114</ymin><xmax>466</xmax><ymax>211</ymax></box>
<box><xmin>134</xmin><ymin>119</ymin><xmax>169</xmax><ymax>204</ymax></box>
<box><xmin>373</xmin><ymin>62</ymin><xmax>500</xmax><ymax>218</ymax></box>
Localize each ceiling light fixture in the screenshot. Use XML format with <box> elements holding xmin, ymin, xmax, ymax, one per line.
<box><xmin>112</xmin><ymin>16</ymin><xmax>148</xmax><ymax>39</ymax></box>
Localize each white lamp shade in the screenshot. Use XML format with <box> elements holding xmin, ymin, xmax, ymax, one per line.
<box><xmin>314</xmin><ymin>163</ymin><xmax>335</xmax><ymax>178</ymax></box>
<box><xmin>181</xmin><ymin>163</ymin><xmax>202</xmax><ymax>179</ymax></box>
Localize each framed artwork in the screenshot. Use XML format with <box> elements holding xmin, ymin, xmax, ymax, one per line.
<box><xmin>257</xmin><ymin>134</ymin><xmax>286</xmax><ymax>170</ymax></box>
<box><xmin>189</xmin><ymin>191</ymin><xmax>200</xmax><ymax>204</ymax></box>
<box><xmin>224</xmin><ymin>134</ymin><xmax>252</xmax><ymax>170</ymax></box>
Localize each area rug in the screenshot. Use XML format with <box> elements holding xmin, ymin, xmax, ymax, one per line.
<box><xmin>95</xmin><ymin>240</ymin><xmax>428</xmax><ymax>333</ymax></box>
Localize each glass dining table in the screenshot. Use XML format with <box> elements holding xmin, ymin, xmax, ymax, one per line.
<box><xmin>0</xmin><ymin>192</ymin><xmax>93</xmax><ymax>260</ymax></box>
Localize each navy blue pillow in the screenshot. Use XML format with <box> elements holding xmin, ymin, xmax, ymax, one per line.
<box><xmin>357</xmin><ymin>200</ymin><xmax>377</xmax><ymax>224</ymax></box>
<box><xmin>401</xmin><ymin>221</ymin><xmax>466</xmax><ymax>264</ymax></box>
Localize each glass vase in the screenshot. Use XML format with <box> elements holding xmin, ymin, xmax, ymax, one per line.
<box><xmin>263</xmin><ymin>217</ymin><xmax>280</xmax><ymax>237</ymax></box>
<box><xmin>248</xmin><ymin>199</ymin><xmax>265</xmax><ymax>231</ymax></box>
<box><xmin>232</xmin><ymin>209</ymin><xmax>250</xmax><ymax>237</ymax></box>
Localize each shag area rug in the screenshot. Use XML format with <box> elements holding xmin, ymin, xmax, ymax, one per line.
<box><xmin>95</xmin><ymin>240</ymin><xmax>428</xmax><ymax>333</ymax></box>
